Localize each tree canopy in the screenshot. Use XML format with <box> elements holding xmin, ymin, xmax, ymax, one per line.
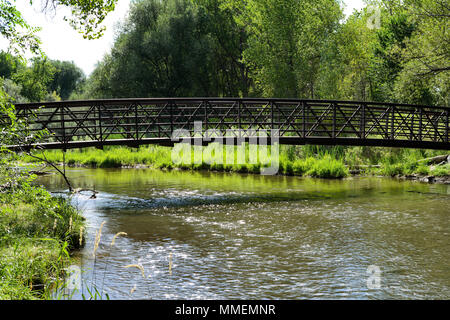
<box><xmin>0</xmin><ymin>0</ymin><xmax>448</xmax><ymax>106</ymax></box>
<box><xmin>0</xmin><ymin>52</ymin><xmax>85</xmax><ymax>102</ymax></box>
<box><xmin>81</xmin><ymin>0</ymin><xmax>448</xmax><ymax>106</ymax></box>
<box><xmin>0</xmin><ymin>0</ymin><xmax>112</xmax><ymax>102</ymax></box>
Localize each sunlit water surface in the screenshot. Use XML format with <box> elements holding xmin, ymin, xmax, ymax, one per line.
<box><xmin>36</xmin><ymin>168</ymin><xmax>450</xmax><ymax>299</ymax></box>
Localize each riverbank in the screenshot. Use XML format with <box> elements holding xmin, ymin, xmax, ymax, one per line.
<box><xmin>0</xmin><ymin>182</ymin><xmax>84</xmax><ymax>299</ymax></box>
<box><xmin>21</xmin><ymin>145</ymin><xmax>450</xmax><ymax>181</ymax></box>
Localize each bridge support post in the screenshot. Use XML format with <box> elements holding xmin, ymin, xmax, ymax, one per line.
<box><xmin>302</xmin><ymin>101</ymin><xmax>307</xmax><ymax>138</ymax></box>
<box><xmin>170</xmin><ymin>103</ymin><xmax>173</xmax><ymax>135</ymax></box>
<box><xmin>135</xmin><ymin>103</ymin><xmax>139</xmax><ymax>141</ymax></box>
<box><xmin>271</xmin><ymin>100</ymin><xmax>274</xmax><ymax>131</ymax></box>
<box><xmin>204</xmin><ymin>100</ymin><xmax>208</xmax><ymax>137</ymax></box>
<box><xmin>446</xmin><ymin>109</ymin><xmax>449</xmax><ymax>143</ymax></box>
<box><xmin>60</xmin><ymin>105</ymin><xmax>66</xmax><ymax>148</ymax></box>
<box><xmin>98</xmin><ymin>104</ymin><xmax>103</xmax><ymax>143</ymax></box>
<box><xmin>332</xmin><ymin>103</ymin><xmax>336</xmax><ymax>139</ymax></box>
<box><xmin>238</xmin><ymin>100</ymin><xmax>241</xmax><ymax>137</ymax></box>
<box><xmin>390</xmin><ymin>106</ymin><xmax>395</xmax><ymax>140</ymax></box>
<box><xmin>361</xmin><ymin>103</ymin><xmax>366</xmax><ymax>139</ymax></box>
<box><xmin>419</xmin><ymin>107</ymin><xmax>422</xmax><ymax>142</ymax></box>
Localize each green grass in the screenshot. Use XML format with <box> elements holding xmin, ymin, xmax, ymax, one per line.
<box><xmin>22</xmin><ymin>144</ymin><xmax>350</xmax><ymax>179</ymax></box>
<box><xmin>0</xmin><ymin>182</ymin><xmax>84</xmax><ymax>299</ymax></box>
<box><xmin>305</xmin><ymin>156</ymin><xmax>349</xmax><ymax>179</ymax></box>
<box><xmin>20</xmin><ymin>144</ymin><xmax>449</xmax><ymax>180</ymax></box>
<box><xmin>431</xmin><ymin>164</ymin><xmax>450</xmax><ymax>177</ymax></box>
<box><xmin>26</xmin><ymin>146</ymin><xmax>172</xmax><ymax>169</ymax></box>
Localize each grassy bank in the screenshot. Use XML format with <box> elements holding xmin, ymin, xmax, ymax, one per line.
<box><xmin>0</xmin><ymin>181</ymin><xmax>84</xmax><ymax>299</ymax></box>
<box><xmin>20</xmin><ymin>144</ymin><xmax>450</xmax><ymax>179</ymax></box>
<box><xmin>22</xmin><ymin>144</ymin><xmax>350</xmax><ymax>179</ymax></box>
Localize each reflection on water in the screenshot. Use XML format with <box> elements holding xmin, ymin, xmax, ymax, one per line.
<box><xmin>37</xmin><ymin>168</ymin><xmax>450</xmax><ymax>299</ymax></box>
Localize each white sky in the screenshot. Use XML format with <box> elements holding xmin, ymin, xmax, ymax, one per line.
<box><xmin>0</xmin><ymin>0</ymin><xmax>366</xmax><ymax>76</ymax></box>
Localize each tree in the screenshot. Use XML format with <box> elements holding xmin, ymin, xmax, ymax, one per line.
<box><xmin>393</xmin><ymin>0</ymin><xmax>449</xmax><ymax>105</ymax></box>
<box><xmin>1</xmin><ymin>78</ymin><xmax>28</xmax><ymax>103</ymax></box>
<box><xmin>87</xmin><ymin>0</ymin><xmax>223</xmax><ymax>98</ymax></box>
<box><xmin>48</xmin><ymin>60</ymin><xmax>85</xmax><ymax>100</ymax></box>
<box><xmin>0</xmin><ymin>51</ymin><xmax>25</xmax><ymax>79</ymax></box>
<box><xmin>194</xmin><ymin>0</ymin><xmax>252</xmax><ymax>96</ymax></box>
<box><xmin>223</xmin><ymin>0</ymin><xmax>342</xmax><ymax>98</ymax></box>
<box><xmin>316</xmin><ymin>10</ymin><xmax>377</xmax><ymax>101</ymax></box>
<box><xmin>370</xmin><ymin>9</ymin><xmax>416</xmax><ymax>102</ymax></box>
<box><xmin>1</xmin><ymin>0</ymin><xmax>117</xmax><ymax>192</ymax></box>
<box><xmin>12</xmin><ymin>57</ymin><xmax>56</xmax><ymax>102</ymax></box>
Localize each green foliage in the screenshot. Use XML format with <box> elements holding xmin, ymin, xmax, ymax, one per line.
<box><xmin>23</xmin><ymin>144</ymin><xmax>350</xmax><ymax>179</ymax></box>
<box><xmin>380</xmin><ymin>162</ymin><xmax>406</xmax><ymax>176</ymax></box>
<box><xmin>430</xmin><ymin>164</ymin><xmax>450</xmax><ymax>177</ymax></box>
<box><xmin>227</xmin><ymin>0</ymin><xmax>342</xmax><ymax>98</ymax></box>
<box><xmin>12</xmin><ymin>57</ymin><xmax>56</xmax><ymax>102</ymax></box>
<box><xmin>2</xmin><ymin>0</ymin><xmax>447</xmax><ymax>106</ymax></box>
<box><xmin>0</xmin><ymin>180</ymin><xmax>84</xmax><ymax>299</ymax></box>
<box><xmin>52</xmin><ymin>0</ymin><xmax>118</xmax><ymax>39</ymax></box>
<box><xmin>0</xmin><ymin>51</ymin><xmax>85</xmax><ymax>102</ymax></box>
<box><xmin>317</xmin><ymin>11</ymin><xmax>375</xmax><ymax>100</ymax></box>
<box><xmin>0</xmin><ymin>51</ymin><xmax>24</xmax><ymax>79</ymax></box>
<box><xmin>0</xmin><ymin>182</ymin><xmax>84</xmax><ymax>249</ymax></box>
<box><xmin>0</xmin><ymin>0</ymin><xmax>112</xmax><ymax>301</ymax></box>
<box><xmin>0</xmin><ymin>93</ymin><xmax>84</xmax><ymax>298</ymax></box>
<box><xmin>393</xmin><ymin>0</ymin><xmax>449</xmax><ymax>106</ymax></box>
<box><xmin>23</xmin><ymin>143</ymin><xmax>449</xmax><ymax>179</ymax></box>
<box><xmin>1</xmin><ymin>0</ymin><xmax>117</xmax><ymax>56</ymax></box>
<box><xmin>1</xmin><ymin>78</ymin><xmax>28</xmax><ymax>103</ymax></box>
<box><xmin>370</xmin><ymin>10</ymin><xmax>416</xmax><ymax>102</ymax></box>
<box><xmin>415</xmin><ymin>164</ymin><xmax>430</xmax><ymax>175</ymax></box>
<box><xmin>85</xmin><ymin>0</ymin><xmax>249</xmax><ymax>98</ymax></box>
<box><xmin>48</xmin><ymin>60</ymin><xmax>85</xmax><ymax>100</ymax></box>
<box><xmin>303</xmin><ymin>155</ymin><xmax>349</xmax><ymax>179</ymax></box>
<box><xmin>0</xmin><ymin>0</ymin><xmax>41</xmax><ymax>55</ymax></box>
<box><xmin>0</xmin><ymin>90</ymin><xmax>49</xmax><ymax>151</ymax></box>
<box><xmin>77</xmin><ymin>0</ymin><xmax>449</xmax><ymax>105</ymax></box>
<box><xmin>194</xmin><ymin>0</ymin><xmax>251</xmax><ymax>96</ymax></box>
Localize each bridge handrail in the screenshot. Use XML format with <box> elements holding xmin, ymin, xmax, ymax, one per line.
<box><xmin>11</xmin><ymin>97</ymin><xmax>449</xmax><ymax>111</ymax></box>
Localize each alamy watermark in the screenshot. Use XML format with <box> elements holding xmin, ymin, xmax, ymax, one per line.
<box><xmin>171</xmin><ymin>121</ymin><xmax>280</xmax><ymax>175</ymax></box>
<box><xmin>366</xmin><ymin>5</ymin><xmax>381</xmax><ymax>30</ymax></box>
<box><xmin>63</xmin><ymin>265</ymin><xmax>82</xmax><ymax>295</ymax></box>
<box><xmin>367</xmin><ymin>265</ymin><xmax>382</xmax><ymax>289</ymax></box>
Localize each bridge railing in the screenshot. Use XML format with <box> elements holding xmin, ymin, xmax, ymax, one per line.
<box><xmin>3</xmin><ymin>98</ymin><xmax>449</xmax><ymax>150</ymax></box>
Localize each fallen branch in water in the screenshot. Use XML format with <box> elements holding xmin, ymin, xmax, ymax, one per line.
<box><xmin>72</xmin><ymin>188</ymin><xmax>98</xmax><ymax>199</ymax></box>
<box><xmin>417</xmin><ymin>154</ymin><xmax>449</xmax><ymax>165</ymax></box>
<box><xmin>24</xmin><ymin>151</ymin><xmax>74</xmax><ymax>192</ymax></box>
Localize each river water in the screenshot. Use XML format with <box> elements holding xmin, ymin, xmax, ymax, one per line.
<box><xmin>36</xmin><ymin>168</ymin><xmax>449</xmax><ymax>299</ymax></box>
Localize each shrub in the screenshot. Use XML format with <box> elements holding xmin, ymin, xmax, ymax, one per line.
<box><xmin>292</xmin><ymin>160</ymin><xmax>307</xmax><ymax>175</ymax></box>
<box><xmin>306</xmin><ymin>156</ymin><xmax>348</xmax><ymax>179</ymax></box>
<box><xmin>281</xmin><ymin>161</ymin><xmax>294</xmax><ymax>175</ymax></box>
<box><xmin>381</xmin><ymin>163</ymin><xmax>405</xmax><ymax>176</ymax></box>
<box><xmin>415</xmin><ymin>165</ymin><xmax>430</xmax><ymax>175</ymax></box>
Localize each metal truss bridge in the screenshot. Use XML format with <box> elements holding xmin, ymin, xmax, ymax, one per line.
<box><xmin>4</xmin><ymin>98</ymin><xmax>450</xmax><ymax>151</ymax></box>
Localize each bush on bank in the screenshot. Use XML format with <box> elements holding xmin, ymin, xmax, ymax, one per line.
<box><xmin>0</xmin><ymin>181</ymin><xmax>84</xmax><ymax>299</ymax></box>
